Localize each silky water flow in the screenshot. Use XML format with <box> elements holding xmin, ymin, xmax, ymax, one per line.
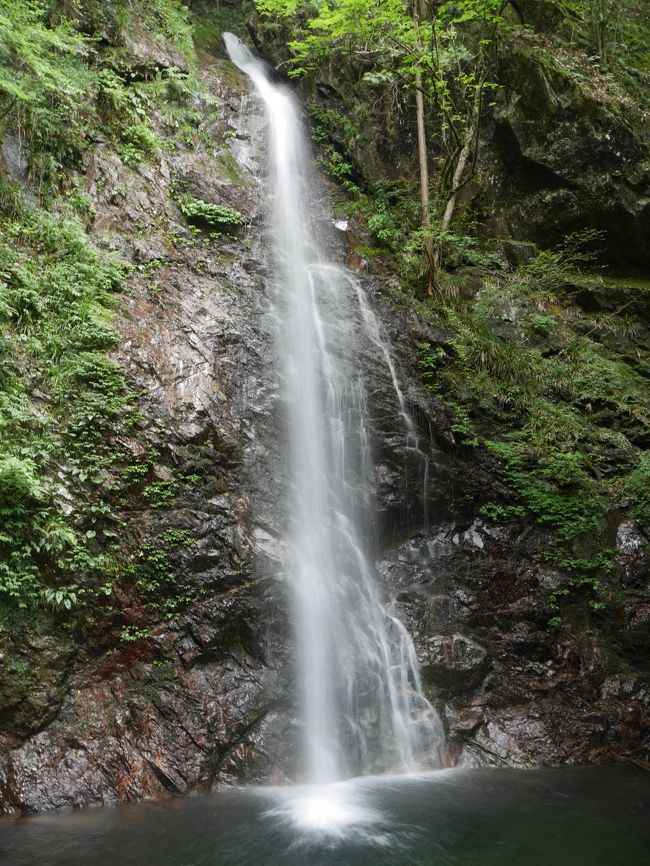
<box><xmin>223</xmin><ymin>33</ymin><xmax>443</xmax><ymax>790</ymax></box>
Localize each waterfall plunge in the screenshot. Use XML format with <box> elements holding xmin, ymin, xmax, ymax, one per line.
<box><xmin>224</xmin><ymin>33</ymin><xmax>443</xmax><ymax>785</ymax></box>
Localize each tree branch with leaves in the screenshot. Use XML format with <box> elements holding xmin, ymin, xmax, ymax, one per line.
<box><xmin>255</xmin><ymin>0</ymin><xmax>510</xmax><ymax>291</ymax></box>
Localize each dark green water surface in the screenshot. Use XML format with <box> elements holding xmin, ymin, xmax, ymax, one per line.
<box><xmin>1</xmin><ymin>765</ymin><xmax>648</xmax><ymax>865</ymax></box>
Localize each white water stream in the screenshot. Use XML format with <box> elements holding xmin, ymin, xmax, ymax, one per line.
<box><xmin>223</xmin><ymin>34</ymin><xmax>443</xmax><ymax>786</ymax></box>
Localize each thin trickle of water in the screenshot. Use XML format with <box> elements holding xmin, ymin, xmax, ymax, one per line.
<box><xmin>224</xmin><ymin>33</ymin><xmax>443</xmax><ymax>784</ymax></box>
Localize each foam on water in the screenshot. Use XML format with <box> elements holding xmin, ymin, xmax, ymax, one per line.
<box><xmin>264</xmin><ymin>786</ymin><xmax>382</xmax><ymax>836</ymax></box>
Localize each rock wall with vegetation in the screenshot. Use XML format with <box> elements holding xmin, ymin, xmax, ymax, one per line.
<box><xmin>0</xmin><ymin>0</ymin><xmax>294</xmax><ymax>811</ymax></box>
<box><xmin>0</xmin><ymin>0</ymin><xmax>647</xmax><ymax>812</ymax></box>
<box><xmin>250</xmin><ymin>0</ymin><xmax>650</xmax><ymax>769</ymax></box>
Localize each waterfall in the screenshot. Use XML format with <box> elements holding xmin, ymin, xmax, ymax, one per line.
<box><xmin>224</xmin><ymin>33</ymin><xmax>443</xmax><ymax>785</ymax></box>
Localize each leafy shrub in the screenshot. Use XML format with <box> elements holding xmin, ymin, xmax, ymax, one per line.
<box><xmin>486</xmin><ymin>440</ymin><xmax>605</xmax><ymax>541</ymax></box>
<box><xmin>120</xmin><ymin>625</ymin><xmax>149</xmax><ymax>643</ymax></box>
<box><xmin>175</xmin><ymin>192</ymin><xmax>244</xmax><ymax>229</ymax></box>
<box><xmin>0</xmin><ymin>456</ymin><xmax>44</xmax><ymax>503</ymax></box>
<box><xmin>142</xmin><ymin>480</ymin><xmax>176</xmax><ymax>508</ymax></box>
<box><xmin>160</xmin><ymin>528</ymin><xmax>194</xmax><ymax>546</ymax></box>
<box><xmin>119</xmin><ymin>122</ymin><xmax>160</xmax><ymax>166</ymax></box>
<box><xmin>523</xmin><ymin>230</ymin><xmax>604</xmax><ymax>291</ymax></box>
<box><xmin>478</xmin><ymin>503</ymin><xmax>526</xmax><ymax>521</ymax></box>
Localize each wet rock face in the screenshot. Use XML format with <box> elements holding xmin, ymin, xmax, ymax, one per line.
<box><xmin>120</xmin><ymin>28</ymin><xmax>190</xmax><ymax>76</ymax></box>
<box><xmin>377</xmin><ymin>517</ymin><xmax>650</xmax><ymax>769</ymax></box>
<box><xmin>420</xmin><ymin>633</ymin><xmax>489</xmax><ymax>692</ymax></box>
<box><xmin>0</xmin><ymin>53</ymin><xmax>296</xmax><ymax>813</ymax></box>
<box><xmin>479</xmin><ymin>42</ymin><xmax>650</xmax><ymax>269</ymax></box>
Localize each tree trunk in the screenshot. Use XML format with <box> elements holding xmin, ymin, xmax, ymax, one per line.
<box><xmin>433</xmin><ymin>123</ymin><xmax>473</xmax><ymax>270</ymax></box>
<box><xmin>413</xmin><ymin>0</ymin><xmax>435</xmax><ymax>295</ymax></box>
<box><xmin>433</xmin><ymin>74</ymin><xmax>484</xmax><ymax>270</ymax></box>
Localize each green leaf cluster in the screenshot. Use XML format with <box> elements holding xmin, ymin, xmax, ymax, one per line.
<box><xmin>0</xmin><ymin>177</ymin><xmax>134</xmax><ymax>614</ymax></box>
<box><xmin>175</xmin><ymin>191</ymin><xmax>245</xmax><ymax>230</ymax></box>
<box><xmin>119</xmin><ymin>121</ymin><xmax>161</xmax><ymax>166</ymax></box>
<box><xmin>125</xmin><ymin>534</ymin><xmax>193</xmax><ymax>620</ymax></box>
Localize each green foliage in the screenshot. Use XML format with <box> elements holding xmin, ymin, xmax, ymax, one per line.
<box><xmin>126</xmin><ymin>535</ymin><xmax>192</xmax><ymax>619</ymax></box>
<box><xmin>141</xmin><ymin>480</ymin><xmax>176</xmax><ymax>509</ymax></box>
<box><xmin>0</xmin><ymin>1</ymin><xmax>213</xmax><ymax>635</ymax></box>
<box><xmin>120</xmin><ymin>625</ymin><xmax>149</xmax><ymax>643</ymax></box>
<box><xmin>0</xmin><ymin>1</ymin><xmax>197</xmax><ymax>190</ymax></box>
<box><xmin>0</xmin><ymin>455</ymin><xmax>45</xmax><ymax>501</ymax></box>
<box><xmin>0</xmin><ymin>0</ymin><xmax>96</xmax><ymax>181</ymax></box>
<box><xmin>623</xmin><ymin>452</ymin><xmax>650</xmax><ymax>525</ymax></box>
<box><xmin>121</xmin><ymin>461</ymin><xmax>152</xmax><ymax>486</ymax></box>
<box><xmin>69</xmin><ymin>0</ymin><xmax>196</xmax><ymax>68</ymax></box>
<box><xmin>96</xmin><ymin>69</ymin><xmax>170</xmax><ymax>165</ymax></box>
<box><xmin>147</xmin><ymin>0</ymin><xmax>195</xmax><ymax>62</ymax></box>
<box><xmin>487</xmin><ymin>440</ymin><xmax>605</xmax><ymax>540</ymax></box>
<box><xmin>160</xmin><ymin>528</ymin><xmax>195</xmax><ymax>547</ymax></box>
<box><xmin>257</xmin><ymin>0</ymin><xmax>506</xmax><ymax>80</ymax></box>
<box><xmin>417</xmin><ymin>342</ymin><xmax>446</xmax><ymax>384</ymax></box>
<box><xmin>41</xmin><ymin>583</ymin><xmax>79</xmax><ymax>610</ymax></box>
<box><xmin>415</xmin><ymin>227</ymin><xmax>650</xmax><ymax>554</ymax></box>
<box><xmin>446</xmin><ymin>401</ymin><xmax>480</xmax><ymax>447</ymax></box>
<box><xmin>256</xmin><ymin>0</ymin><xmax>509</xmax><ymax>277</ymax></box>
<box><xmin>349</xmin><ymin>181</ymin><xmax>422</xmax><ymax>265</ymax></box>
<box><xmin>523</xmin><ymin>230</ymin><xmax>604</xmax><ymax>291</ymax></box>
<box><xmin>478</xmin><ymin>503</ymin><xmax>526</xmax><ymax>521</ymax></box>
<box><xmin>555</xmin><ymin>1</ymin><xmax>650</xmax><ymax>83</ymax></box>
<box><xmin>67</xmin><ymin>187</ymin><xmax>95</xmax><ymax>218</ymax></box>
<box><xmin>119</xmin><ymin>122</ymin><xmax>160</xmax><ymax>166</ymax></box>
<box><xmin>319</xmin><ymin>148</ymin><xmax>356</xmax><ymax>189</ymax></box>
<box><xmin>0</xmin><ymin>1</ymin><xmax>88</xmax><ymax>103</ymax></box>
<box><xmin>309</xmin><ymin>105</ymin><xmax>361</xmax><ymax>192</ymax></box>
<box><xmin>546</xmin><ymin>552</ymin><xmax>612</xmax><ymax>621</ymax></box>
<box><xmin>309</xmin><ymin>106</ymin><xmax>360</xmax><ymax>147</ymax></box>
<box><xmin>0</xmin><ymin>177</ymin><xmax>134</xmax><ymax>614</ymax></box>
<box><xmin>175</xmin><ymin>191</ymin><xmax>244</xmax><ymax>230</ymax></box>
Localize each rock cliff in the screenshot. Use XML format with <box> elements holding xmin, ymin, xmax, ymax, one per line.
<box><xmin>0</xmin><ymin>1</ymin><xmax>648</xmax><ymax>812</ymax></box>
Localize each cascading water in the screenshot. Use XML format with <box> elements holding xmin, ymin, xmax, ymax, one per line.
<box><xmin>223</xmin><ymin>33</ymin><xmax>443</xmax><ymax>786</ymax></box>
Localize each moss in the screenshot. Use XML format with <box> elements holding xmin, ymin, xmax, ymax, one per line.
<box><xmin>191</xmin><ymin>0</ymin><xmax>248</xmax><ymax>53</ymax></box>
<box><xmin>213</xmin><ymin>148</ymin><xmax>248</xmax><ymax>186</ymax></box>
<box><xmin>416</xmin><ymin>235</ymin><xmax>650</xmax><ymax>554</ymax></box>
